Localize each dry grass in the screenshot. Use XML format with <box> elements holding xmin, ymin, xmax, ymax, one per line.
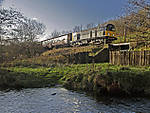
<box><xmin>2</xmin><ymin>46</ymin><xmax>102</xmax><ymax>67</ymax></box>
<box><xmin>42</xmin><ymin>46</ymin><xmax>98</xmax><ymax>56</ymax></box>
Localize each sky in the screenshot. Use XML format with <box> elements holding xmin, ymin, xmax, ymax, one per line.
<box><xmin>1</xmin><ymin>0</ymin><xmax>127</xmax><ymax>37</ymax></box>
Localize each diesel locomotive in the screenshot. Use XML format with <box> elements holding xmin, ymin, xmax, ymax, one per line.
<box><xmin>42</xmin><ymin>24</ymin><xmax>117</xmax><ymax>49</ymax></box>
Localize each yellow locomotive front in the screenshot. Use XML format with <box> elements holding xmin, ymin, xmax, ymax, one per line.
<box><xmin>104</xmin><ymin>24</ymin><xmax>117</xmax><ymax>40</ymax></box>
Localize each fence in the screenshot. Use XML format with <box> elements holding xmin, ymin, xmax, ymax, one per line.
<box><xmin>109</xmin><ymin>50</ymin><xmax>150</xmax><ymax>66</ymax></box>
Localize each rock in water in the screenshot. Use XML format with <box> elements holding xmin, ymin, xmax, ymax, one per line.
<box><xmin>51</xmin><ymin>93</ymin><xmax>56</xmax><ymax>95</ymax></box>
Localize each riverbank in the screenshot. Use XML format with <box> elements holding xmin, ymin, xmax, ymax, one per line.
<box><xmin>1</xmin><ymin>63</ymin><xmax>150</xmax><ymax>96</ymax></box>
<box><xmin>0</xmin><ymin>67</ymin><xmax>61</xmax><ymax>89</ymax></box>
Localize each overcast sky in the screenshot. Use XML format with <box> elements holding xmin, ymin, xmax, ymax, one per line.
<box><xmin>1</xmin><ymin>0</ymin><xmax>127</xmax><ymax>36</ymax></box>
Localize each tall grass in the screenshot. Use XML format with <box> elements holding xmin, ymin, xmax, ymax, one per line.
<box><xmin>1</xmin><ymin>63</ymin><xmax>150</xmax><ymax>96</ymax></box>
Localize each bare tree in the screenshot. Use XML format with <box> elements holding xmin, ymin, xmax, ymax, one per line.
<box><xmin>85</xmin><ymin>23</ymin><xmax>95</xmax><ymax>29</ymax></box>
<box><xmin>61</xmin><ymin>30</ymin><xmax>71</xmax><ymax>35</ymax></box>
<box><xmin>13</xmin><ymin>18</ymin><xmax>46</xmax><ymax>42</ymax></box>
<box><xmin>126</xmin><ymin>0</ymin><xmax>150</xmax><ymax>36</ymax></box>
<box><xmin>51</xmin><ymin>30</ymin><xmax>61</xmax><ymax>37</ymax></box>
<box><xmin>108</xmin><ymin>0</ymin><xmax>150</xmax><ymax>43</ymax></box>
<box><xmin>0</xmin><ymin>8</ymin><xmax>46</xmax><ymax>62</ymax></box>
<box><xmin>0</xmin><ymin>8</ymin><xmax>24</xmax><ymax>40</ymax></box>
<box><xmin>72</xmin><ymin>25</ymin><xmax>82</xmax><ymax>32</ymax></box>
<box><xmin>12</xmin><ymin>18</ymin><xmax>46</xmax><ymax>57</ymax></box>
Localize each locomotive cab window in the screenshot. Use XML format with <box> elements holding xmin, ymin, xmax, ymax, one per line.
<box><xmin>106</xmin><ymin>24</ymin><xmax>115</xmax><ymax>31</ymax></box>
<box><xmin>95</xmin><ymin>30</ymin><xmax>97</xmax><ymax>37</ymax></box>
<box><xmin>69</xmin><ymin>33</ymin><xmax>72</xmax><ymax>41</ymax></box>
<box><xmin>90</xmin><ymin>31</ymin><xmax>92</xmax><ymax>37</ymax></box>
<box><xmin>77</xmin><ymin>34</ymin><xmax>80</xmax><ymax>40</ymax></box>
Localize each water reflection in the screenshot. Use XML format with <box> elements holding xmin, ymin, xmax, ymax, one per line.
<box><xmin>0</xmin><ymin>87</ymin><xmax>150</xmax><ymax>113</ymax></box>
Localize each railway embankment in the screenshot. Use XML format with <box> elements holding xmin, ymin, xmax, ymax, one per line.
<box><xmin>2</xmin><ymin>46</ymin><xmax>108</xmax><ymax>67</ymax></box>
<box><xmin>1</xmin><ymin>63</ymin><xmax>150</xmax><ymax>97</ymax></box>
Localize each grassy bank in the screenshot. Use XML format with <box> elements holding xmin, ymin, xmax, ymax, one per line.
<box><xmin>0</xmin><ymin>67</ymin><xmax>62</xmax><ymax>89</ymax></box>
<box><xmin>61</xmin><ymin>64</ymin><xmax>150</xmax><ymax>96</ymax></box>
<box><xmin>1</xmin><ymin>63</ymin><xmax>150</xmax><ymax>96</ymax></box>
<box><xmin>1</xmin><ymin>46</ymin><xmax>101</xmax><ymax>67</ymax></box>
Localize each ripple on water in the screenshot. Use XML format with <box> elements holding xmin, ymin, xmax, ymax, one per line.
<box><xmin>0</xmin><ymin>88</ymin><xmax>150</xmax><ymax>113</ymax></box>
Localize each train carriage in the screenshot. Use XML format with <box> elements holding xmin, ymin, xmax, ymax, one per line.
<box><xmin>70</xmin><ymin>24</ymin><xmax>117</xmax><ymax>46</ymax></box>
<box><xmin>42</xmin><ymin>24</ymin><xmax>117</xmax><ymax>49</ymax></box>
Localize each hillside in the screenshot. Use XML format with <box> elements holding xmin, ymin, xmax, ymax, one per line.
<box><xmin>3</xmin><ymin>46</ymin><xmax>105</xmax><ymax>67</ymax></box>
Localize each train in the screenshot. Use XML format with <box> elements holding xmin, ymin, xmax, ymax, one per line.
<box><xmin>42</xmin><ymin>24</ymin><xmax>117</xmax><ymax>49</ymax></box>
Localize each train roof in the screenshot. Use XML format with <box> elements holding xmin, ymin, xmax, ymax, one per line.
<box><xmin>109</xmin><ymin>43</ymin><xmax>130</xmax><ymax>46</ymax></box>
<box><xmin>41</xmin><ymin>23</ymin><xmax>115</xmax><ymax>43</ymax></box>
<box><xmin>41</xmin><ymin>33</ymin><xmax>70</xmax><ymax>42</ymax></box>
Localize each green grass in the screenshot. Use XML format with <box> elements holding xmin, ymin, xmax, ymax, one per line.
<box><xmin>1</xmin><ymin>63</ymin><xmax>150</xmax><ymax>96</ymax></box>
<box><xmin>5</xmin><ymin>63</ymin><xmax>150</xmax><ymax>79</ymax></box>
<box><xmin>0</xmin><ymin>67</ymin><xmax>63</xmax><ymax>89</ymax></box>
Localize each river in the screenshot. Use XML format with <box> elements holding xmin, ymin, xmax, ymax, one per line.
<box><xmin>0</xmin><ymin>87</ymin><xmax>150</xmax><ymax>113</ymax></box>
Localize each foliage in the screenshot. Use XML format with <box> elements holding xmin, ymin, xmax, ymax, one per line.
<box><xmin>0</xmin><ymin>46</ymin><xmax>101</xmax><ymax>67</ymax></box>
<box><xmin>0</xmin><ymin>68</ymin><xmax>56</xmax><ymax>89</ymax></box>
<box><xmin>42</xmin><ymin>46</ymin><xmax>97</xmax><ymax>56</ymax></box>
<box><xmin>1</xmin><ymin>63</ymin><xmax>150</xmax><ymax>96</ymax></box>
<box><xmin>60</xmin><ymin>63</ymin><xmax>150</xmax><ymax>96</ymax></box>
<box><xmin>106</xmin><ymin>0</ymin><xmax>150</xmax><ymax>50</ymax></box>
<box><xmin>0</xmin><ymin>7</ymin><xmax>45</xmax><ymax>41</ymax></box>
<box><xmin>0</xmin><ymin>7</ymin><xmax>46</xmax><ymax>63</ymax></box>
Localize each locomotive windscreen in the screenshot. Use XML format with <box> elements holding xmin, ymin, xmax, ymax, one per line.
<box><xmin>106</xmin><ymin>24</ymin><xmax>115</xmax><ymax>31</ymax></box>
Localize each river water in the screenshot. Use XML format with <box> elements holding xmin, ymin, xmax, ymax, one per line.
<box><xmin>0</xmin><ymin>87</ymin><xmax>150</xmax><ymax>113</ymax></box>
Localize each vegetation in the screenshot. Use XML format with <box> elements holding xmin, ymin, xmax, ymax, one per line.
<box><xmin>106</xmin><ymin>0</ymin><xmax>150</xmax><ymax>50</ymax></box>
<box><xmin>61</xmin><ymin>63</ymin><xmax>150</xmax><ymax>96</ymax></box>
<box><xmin>0</xmin><ymin>0</ymin><xmax>149</xmax><ymax>65</ymax></box>
<box><xmin>1</xmin><ymin>63</ymin><xmax>150</xmax><ymax>96</ymax></box>
<box><xmin>0</xmin><ymin>66</ymin><xmax>62</xmax><ymax>89</ymax></box>
<box><xmin>0</xmin><ymin>0</ymin><xmax>150</xmax><ymax>98</ymax></box>
<box><xmin>0</xmin><ymin>7</ymin><xmax>46</xmax><ymax>63</ymax></box>
<box><xmin>0</xmin><ymin>46</ymin><xmax>102</xmax><ymax>67</ymax></box>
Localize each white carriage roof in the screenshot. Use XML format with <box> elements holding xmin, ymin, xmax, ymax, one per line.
<box><xmin>109</xmin><ymin>43</ymin><xmax>130</xmax><ymax>46</ymax></box>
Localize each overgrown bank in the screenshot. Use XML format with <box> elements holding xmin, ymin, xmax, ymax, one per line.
<box><xmin>0</xmin><ymin>67</ymin><xmax>62</xmax><ymax>89</ymax></box>
<box><xmin>1</xmin><ymin>63</ymin><xmax>150</xmax><ymax>96</ymax></box>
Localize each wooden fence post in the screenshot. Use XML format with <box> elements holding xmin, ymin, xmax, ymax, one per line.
<box><xmin>109</xmin><ymin>50</ymin><xmax>150</xmax><ymax>66</ymax></box>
